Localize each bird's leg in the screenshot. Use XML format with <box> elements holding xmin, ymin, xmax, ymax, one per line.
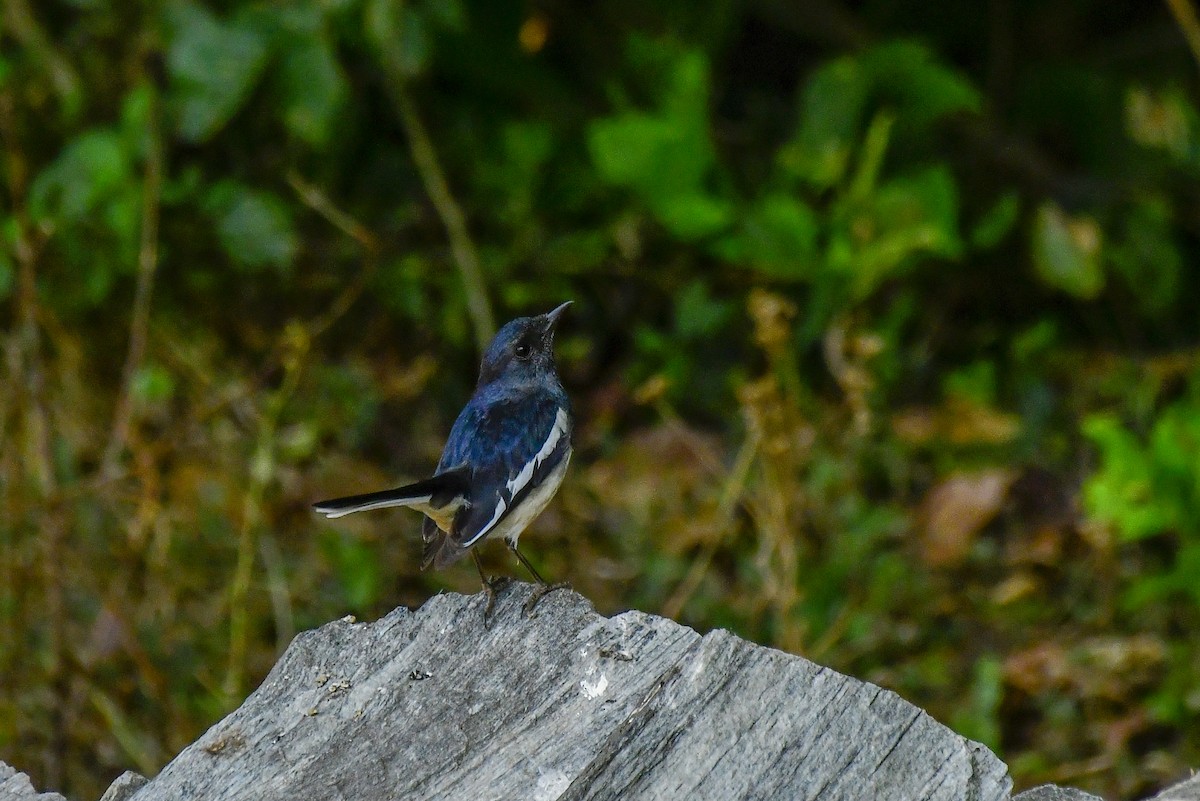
<box><xmin>508</xmin><ymin>542</ymin><xmax>570</xmax><ymax>615</ymax></box>
<box><xmin>473</xmin><ymin>550</ymin><xmax>511</xmax><ymax>625</ymax></box>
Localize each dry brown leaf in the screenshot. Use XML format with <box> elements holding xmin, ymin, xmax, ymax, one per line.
<box><xmin>918</xmin><ymin>468</ymin><xmax>1017</xmax><ymax>567</ymax></box>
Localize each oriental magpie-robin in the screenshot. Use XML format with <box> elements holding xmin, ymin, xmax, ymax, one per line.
<box><xmin>313</xmin><ymin>302</ymin><xmax>573</xmax><ymax>617</ymax></box>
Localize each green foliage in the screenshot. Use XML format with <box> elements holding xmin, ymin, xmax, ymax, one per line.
<box><xmin>1031</xmin><ymin>201</ymin><xmax>1105</xmax><ymax>299</ymax></box>
<box><xmin>588</xmin><ymin>45</ymin><xmax>732</xmax><ymax>240</ymax></box>
<box><xmin>3</xmin><ymin>1</ymin><xmax>1200</xmax><ymax>799</ymax></box>
<box><xmin>204</xmin><ymin>182</ymin><xmax>299</xmax><ymax>271</ymax></box>
<box><xmin>1084</xmin><ymin>382</ymin><xmax>1200</xmax><ymax>616</ymax></box>
<box><xmin>1084</xmin><ymin>389</ymin><xmax>1200</xmax><ymax>544</ymax></box>
<box><xmin>165</xmin><ymin>2</ymin><xmax>271</xmax><ymax>142</ymax></box>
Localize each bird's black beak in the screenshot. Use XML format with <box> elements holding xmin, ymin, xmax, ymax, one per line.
<box><xmin>541</xmin><ymin>301</ymin><xmax>572</xmax><ymax>339</ymax></box>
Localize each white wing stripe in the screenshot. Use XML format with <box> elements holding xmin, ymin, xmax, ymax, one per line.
<box><xmin>506</xmin><ymin>407</ymin><xmax>569</xmax><ymax>500</ymax></box>
<box><xmin>464</xmin><ymin>407</ymin><xmax>569</xmax><ymax>547</ymax></box>
<box><xmin>463</xmin><ymin>496</ymin><xmax>507</xmax><ymax>547</ymax></box>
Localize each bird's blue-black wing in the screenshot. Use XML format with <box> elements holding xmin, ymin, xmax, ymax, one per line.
<box><xmin>437</xmin><ymin>385</ymin><xmax>571</xmax><ymax>550</ymax></box>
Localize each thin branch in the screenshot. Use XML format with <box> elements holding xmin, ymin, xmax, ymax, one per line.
<box><xmin>0</xmin><ymin>0</ymin><xmax>81</xmax><ymax>106</ymax></box>
<box><xmin>1165</xmin><ymin>0</ymin><xmax>1200</xmax><ymax>73</ymax></box>
<box><xmin>103</xmin><ymin>75</ymin><xmax>164</xmax><ymax>477</ymax></box>
<box><xmin>390</xmin><ymin>83</ymin><xmax>495</xmax><ymax>351</ymax></box>
<box><xmin>285</xmin><ymin>169</ymin><xmax>381</xmax><ymax>341</ymax></box>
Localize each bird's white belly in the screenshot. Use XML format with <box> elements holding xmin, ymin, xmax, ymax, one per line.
<box><xmin>487</xmin><ymin>450</ymin><xmax>571</xmax><ymax>547</ymax></box>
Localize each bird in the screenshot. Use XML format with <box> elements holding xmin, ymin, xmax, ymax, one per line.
<box><xmin>313</xmin><ymin>301</ymin><xmax>574</xmax><ymax>619</ymax></box>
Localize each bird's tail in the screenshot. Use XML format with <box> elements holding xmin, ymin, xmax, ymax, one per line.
<box><xmin>312</xmin><ymin>469</ymin><xmax>469</xmax><ymax>520</ymax></box>
<box><xmin>421</xmin><ymin>528</ymin><xmax>467</xmax><ymax>571</ymax></box>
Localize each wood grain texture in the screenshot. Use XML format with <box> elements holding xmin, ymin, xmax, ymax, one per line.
<box><xmin>0</xmin><ymin>762</ymin><xmax>66</xmax><ymax>801</ymax></box>
<box><xmin>126</xmin><ymin>585</ymin><xmax>1011</xmax><ymax>801</ymax></box>
<box><xmin>3</xmin><ymin>587</ymin><xmax>1200</xmax><ymax>800</ymax></box>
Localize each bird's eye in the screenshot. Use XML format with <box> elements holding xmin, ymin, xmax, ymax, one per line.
<box><xmin>515</xmin><ymin>343</ymin><xmax>531</xmax><ymax>359</ymax></box>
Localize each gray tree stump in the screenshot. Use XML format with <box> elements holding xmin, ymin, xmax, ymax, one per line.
<box><xmin>5</xmin><ymin>586</ymin><xmax>1198</xmax><ymax>800</ymax></box>
<box><xmin>127</xmin><ymin>585</ymin><xmax>1012</xmax><ymax>800</ymax></box>
<box><xmin>0</xmin><ymin>762</ymin><xmax>66</xmax><ymax>801</ymax></box>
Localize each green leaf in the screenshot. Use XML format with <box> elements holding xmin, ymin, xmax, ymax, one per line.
<box><xmin>740</xmin><ymin>193</ymin><xmax>819</xmax><ymax>279</ymax></box>
<box><xmin>830</xmin><ymin>166</ymin><xmax>962</xmax><ymax>297</ymax></box>
<box><xmin>654</xmin><ymin>193</ymin><xmax>733</xmax><ymax>240</ymax></box>
<box><xmin>588</xmin><ymin>114</ymin><xmax>677</xmax><ymax>188</ymax></box>
<box><xmin>132</xmin><ymin>363</ymin><xmax>176</xmax><ymax>404</ymax></box>
<box><xmin>950</xmin><ymin>654</ymin><xmax>1004</xmax><ymax>751</ymax></box>
<box><xmin>864</xmin><ymin>40</ymin><xmax>982</xmax><ymax>126</ymax></box>
<box><xmin>970</xmin><ymin>192</ymin><xmax>1021</xmax><ymax>249</ymax></box>
<box><xmin>280</xmin><ymin>34</ymin><xmax>347</xmax><ymax>146</ymax></box>
<box><xmin>206</xmin><ymin>183</ymin><xmax>298</xmax><ymax>271</ymax></box>
<box><xmin>1108</xmin><ymin>198</ymin><xmax>1181</xmax><ymax>314</ymax></box>
<box><xmin>0</xmin><ymin>245</ymin><xmax>12</xmax><ymax>301</ymax></box>
<box><xmin>1031</xmin><ymin>201</ymin><xmax>1104</xmax><ymax>299</ymax></box>
<box><xmin>674</xmin><ymin>280</ymin><xmax>732</xmax><ymax>339</ymax></box>
<box><xmin>781</xmin><ymin>55</ymin><xmax>869</xmax><ymax>189</ymax></box>
<box><xmin>165</xmin><ymin>0</ymin><xmax>271</xmax><ymax>142</ymax></box>
<box><xmin>366</xmin><ymin>0</ymin><xmax>429</xmax><ymax>77</ymax></box>
<box><xmin>587</xmin><ymin>47</ymin><xmax>728</xmax><ymax>240</ymax></box>
<box><xmin>1082</xmin><ymin>414</ymin><xmax>1171</xmax><ymax>540</ymax></box>
<box><xmin>28</xmin><ymin>130</ymin><xmax>131</xmax><ymax>222</ymax></box>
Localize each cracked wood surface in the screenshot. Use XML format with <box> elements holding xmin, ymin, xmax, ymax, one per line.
<box><xmin>123</xmin><ymin>585</ymin><xmax>1011</xmax><ymax>801</ymax></box>
<box><xmin>5</xmin><ymin>588</ymin><xmax>1200</xmax><ymax>800</ymax></box>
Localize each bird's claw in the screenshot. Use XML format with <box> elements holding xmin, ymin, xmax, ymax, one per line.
<box><xmin>481</xmin><ymin>575</ymin><xmax>513</xmax><ymax>626</ymax></box>
<box><xmin>523</xmin><ymin>581</ymin><xmax>571</xmax><ymax>617</ymax></box>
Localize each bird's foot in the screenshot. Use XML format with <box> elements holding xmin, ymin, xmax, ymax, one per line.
<box><xmin>481</xmin><ymin>575</ymin><xmax>513</xmax><ymax>626</ymax></box>
<box><xmin>523</xmin><ymin>581</ymin><xmax>571</xmax><ymax>616</ymax></box>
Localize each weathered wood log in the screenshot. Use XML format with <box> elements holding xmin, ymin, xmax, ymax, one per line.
<box><xmin>4</xmin><ymin>585</ymin><xmax>1199</xmax><ymax>800</ymax></box>
<box><xmin>0</xmin><ymin>762</ymin><xmax>66</xmax><ymax>801</ymax></box>
<box><xmin>123</xmin><ymin>585</ymin><xmax>1013</xmax><ymax>800</ymax></box>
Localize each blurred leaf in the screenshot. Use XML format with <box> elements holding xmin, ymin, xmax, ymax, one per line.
<box><xmin>588</xmin><ymin>48</ymin><xmax>729</xmax><ymax>240</ymax></box>
<box><xmin>366</xmin><ymin>0</ymin><xmax>429</xmax><ymax>77</ymax></box>
<box><xmin>205</xmin><ymin>182</ymin><xmax>298</xmax><ymax>271</ymax></box>
<box><xmin>944</xmin><ymin>360</ymin><xmax>997</xmax><ymax>406</ymax></box>
<box><xmin>165</xmin><ymin>1</ymin><xmax>271</xmax><ymax>142</ymax></box>
<box><xmin>1108</xmin><ymin>198</ymin><xmax>1181</xmax><ymax>314</ymax></box>
<box><xmin>831</xmin><ymin>165</ymin><xmax>962</xmax><ymax>297</ymax></box>
<box><xmin>655</xmin><ymin>193</ymin><xmax>733</xmax><ymax>240</ymax></box>
<box><xmin>1125</xmin><ymin>86</ymin><xmax>1194</xmax><ymax>161</ymax></box>
<box><xmin>970</xmin><ymin>192</ymin><xmax>1021</xmax><ymax>249</ymax></box>
<box><xmin>29</xmin><ymin>130</ymin><xmax>131</xmax><ymax>221</ymax></box>
<box><xmin>739</xmin><ymin>193</ymin><xmax>820</xmax><ymax>279</ymax></box>
<box><xmin>918</xmin><ymin>469</ymin><xmax>1015</xmax><ymax>568</ymax></box>
<box><xmin>1083</xmin><ymin>414</ymin><xmax>1170</xmax><ymax>540</ymax></box>
<box><xmin>674</xmin><ymin>280</ymin><xmax>733</xmax><ymax>339</ymax></box>
<box><xmin>280</xmin><ymin>34</ymin><xmax>347</xmax><ymax>146</ymax></box>
<box><xmin>864</xmin><ymin>40</ymin><xmax>982</xmax><ymax>128</ymax></box>
<box><xmin>119</xmin><ymin>82</ymin><xmax>155</xmax><ymax>156</ymax></box>
<box><xmin>319</xmin><ymin>531</ymin><xmax>382</xmax><ymax>610</ymax></box>
<box><xmin>950</xmin><ymin>654</ymin><xmax>1004</xmax><ymax>750</ymax></box>
<box><xmin>0</xmin><ymin>246</ymin><xmax>12</xmax><ymax>301</ymax></box>
<box><xmin>1031</xmin><ymin>202</ymin><xmax>1104</xmax><ymax>299</ymax></box>
<box><xmin>589</xmin><ymin>114</ymin><xmax>672</xmax><ymax>186</ymax></box>
<box><xmin>781</xmin><ymin>55</ymin><xmax>869</xmax><ymax>189</ymax></box>
<box><xmin>132</xmin><ymin>363</ymin><xmax>176</xmax><ymax>404</ymax></box>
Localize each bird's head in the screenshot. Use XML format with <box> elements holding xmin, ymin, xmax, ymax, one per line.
<box><xmin>477</xmin><ymin>301</ymin><xmax>571</xmax><ymax>387</ymax></box>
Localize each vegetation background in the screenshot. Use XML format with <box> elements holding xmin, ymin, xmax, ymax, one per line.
<box><xmin>2</xmin><ymin>0</ymin><xmax>1199</xmax><ymax>798</ymax></box>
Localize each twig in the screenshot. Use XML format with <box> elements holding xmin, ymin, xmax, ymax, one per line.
<box><xmin>223</xmin><ymin>330</ymin><xmax>307</xmax><ymax>705</ymax></box>
<box><xmin>285</xmin><ymin>169</ymin><xmax>381</xmax><ymax>340</ymax></box>
<box><xmin>1</xmin><ymin>79</ymin><xmax>66</xmax><ymax>788</ymax></box>
<box><xmin>102</xmin><ymin>74</ymin><xmax>164</xmax><ymax>477</ymax></box>
<box><xmin>0</xmin><ymin>0</ymin><xmax>81</xmax><ymax>106</ymax></box>
<box><xmin>1165</xmin><ymin>0</ymin><xmax>1200</xmax><ymax>73</ymax></box>
<box><xmin>661</xmin><ymin>427</ymin><xmax>760</xmax><ymax>620</ymax></box>
<box><xmin>390</xmin><ymin>83</ymin><xmax>495</xmax><ymax>351</ymax></box>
